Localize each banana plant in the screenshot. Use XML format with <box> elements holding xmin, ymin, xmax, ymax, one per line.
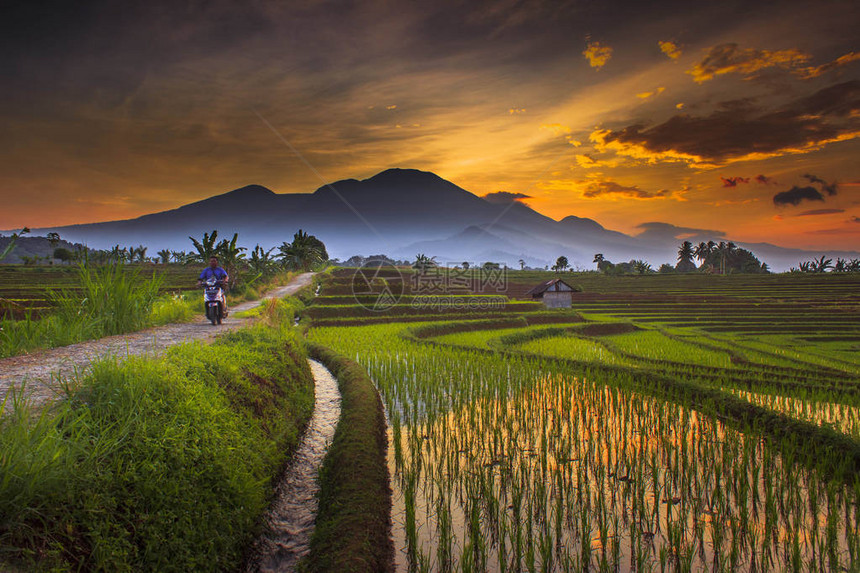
<box><xmin>188</xmin><ymin>230</ymin><xmax>219</xmax><ymax>263</ymax></box>
<box><xmin>0</xmin><ymin>227</ymin><xmax>29</xmax><ymax>262</ymax></box>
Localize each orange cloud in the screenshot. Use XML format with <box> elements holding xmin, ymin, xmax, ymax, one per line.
<box><xmin>540</xmin><ymin>123</ymin><xmax>572</xmax><ymax>136</ymax></box>
<box><xmin>579</xmin><ymin>179</ymin><xmax>687</xmax><ymax>200</ymax></box>
<box><xmin>590</xmin><ymin>81</ymin><xmax>860</xmax><ymax>168</ymax></box>
<box><xmin>583</xmin><ymin>41</ymin><xmax>613</xmax><ymax>70</ymax></box>
<box><xmin>799</xmin><ymin>52</ymin><xmax>860</xmax><ymax>79</ymax></box>
<box><xmin>658</xmin><ymin>41</ymin><xmax>682</xmax><ymax>60</ymax></box>
<box><xmin>687</xmin><ymin>43</ymin><xmax>810</xmax><ymax>83</ymax></box>
<box><xmin>574</xmin><ymin>153</ymin><xmax>622</xmax><ymax>169</ymax></box>
<box><xmin>636</xmin><ymin>87</ymin><xmax>665</xmax><ymax>99</ymax></box>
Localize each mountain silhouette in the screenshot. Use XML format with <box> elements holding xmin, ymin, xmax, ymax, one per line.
<box><xmin>22</xmin><ymin>168</ymin><xmax>857</xmax><ymax>271</ymax></box>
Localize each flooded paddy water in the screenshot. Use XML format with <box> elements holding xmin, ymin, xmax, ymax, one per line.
<box><xmin>372</xmin><ymin>352</ymin><xmax>859</xmax><ymax>572</ymax></box>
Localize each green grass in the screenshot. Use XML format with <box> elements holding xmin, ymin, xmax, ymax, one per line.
<box><xmin>301</xmin><ymin>343</ymin><xmax>393</xmax><ymax>572</ymax></box>
<box><xmin>1</xmin><ymin>263</ymin><xmax>165</xmax><ymax>358</ymax></box>
<box><xmin>0</xmin><ymin>312</ymin><xmax>314</xmax><ymax>572</ymax></box>
<box><xmin>0</xmin><ymin>267</ymin><xmax>308</xmax><ymax>359</ymax></box>
<box><xmin>517</xmin><ymin>334</ymin><xmax>639</xmax><ymax>367</ymax></box>
<box><xmin>608</xmin><ymin>330</ymin><xmax>734</xmax><ymax>368</ymax></box>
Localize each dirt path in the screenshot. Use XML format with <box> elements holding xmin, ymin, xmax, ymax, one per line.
<box><xmin>0</xmin><ymin>272</ymin><xmax>315</xmax><ymax>409</ymax></box>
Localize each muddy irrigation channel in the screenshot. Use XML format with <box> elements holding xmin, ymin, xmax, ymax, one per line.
<box><xmin>246</xmin><ymin>359</ymin><xmax>341</xmax><ymax>572</ymax></box>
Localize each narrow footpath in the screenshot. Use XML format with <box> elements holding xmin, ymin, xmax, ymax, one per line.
<box><xmin>0</xmin><ymin>272</ymin><xmax>315</xmax><ymax>408</ymax></box>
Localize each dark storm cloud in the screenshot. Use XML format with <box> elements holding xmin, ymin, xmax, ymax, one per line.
<box><xmin>597</xmin><ymin>81</ymin><xmax>860</xmax><ymax>165</ymax></box>
<box><xmin>803</xmin><ymin>174</ymin><xmax>838</xmax><ymax>196</ymax></box>
<box><xmin>720</xmin><ymin>176</ymin><xmax>749</xmax><ymax>187</ymax></box>
<box><xmin>796</xmin><ymin>209</ymin><xmax>844</xmax><ymax>216</ymax></box>
<box><xmin>482</xmin><ymin>191</ymin><xmax>532</xmax><ymax>204</ymax></box>
<box><xmin>581</xmin><ymin>181</ymin><xmax>675</xmax><ymax>199</ymax></box>
<box><xmin>634</xmin><ymin>222</ymin><xmax>726</xmax><ymax>243</ymax></box>
<box><xmin>772</xmin><ymin>174</ymin><xmax>839</xmax><ymax>206</ymax></box>
<box><xmin>773</xmin><ymin>186</ymin><xmax>824</xmax><ymax>206</ymax></box>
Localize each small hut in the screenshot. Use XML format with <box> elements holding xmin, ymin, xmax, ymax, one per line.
<box><xmin>526</xmin><ymin>278</ymin><xmax>576</xmax><ymax>308</ymax></box>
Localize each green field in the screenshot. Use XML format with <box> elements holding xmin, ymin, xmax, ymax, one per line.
<box><xmin>0</xmin><ymin>264</ymin><xmax>199</xmax><ymax>319</ymax></box>
<box><xmin>304</xmin><ymin>268</ymin><xmax>860</xmax><ymax>572</ymax></box>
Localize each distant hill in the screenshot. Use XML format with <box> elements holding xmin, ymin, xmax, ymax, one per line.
<box><xmin>0</xmin><ymin>236</ymin><xmax>84</xmax><ymax>264</ymax></box>
<box><xmin>14</xmin><ymin>168</ymin><xmax>859</xmax><ymax>271</ymax></box>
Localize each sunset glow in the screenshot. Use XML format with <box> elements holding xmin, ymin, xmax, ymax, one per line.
<box><xmin>1</xmin><ymin>0</ymin><xmax>858</xmax><ymax>250</ymax></box>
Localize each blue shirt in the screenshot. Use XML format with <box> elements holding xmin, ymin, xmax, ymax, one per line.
<box><xmin>199</xmin><ymin>267</ymin><xmax>228</xmax><ymax>281</ymax></box>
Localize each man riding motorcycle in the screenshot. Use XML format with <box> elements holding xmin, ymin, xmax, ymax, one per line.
<box><xmin>198</xmin><ymin>256</ymin><xmax>229</xmax><ymax>316</ymax></box>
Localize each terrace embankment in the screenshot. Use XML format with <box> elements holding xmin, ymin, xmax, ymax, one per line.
<box><xmin>0</xmin><ymin>319</ymin><xmax>316</xmax><ymax>572</ymax></box>
<box><xmin>301</xmin><ymin>342</ymin><xmax>394</xmax><ymax>573</ymax></box>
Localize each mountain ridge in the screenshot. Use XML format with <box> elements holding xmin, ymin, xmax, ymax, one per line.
<box><xmin>10</xmin><ymin>168</ymin><xmax>857</xmax><ymax>272</ymax></box>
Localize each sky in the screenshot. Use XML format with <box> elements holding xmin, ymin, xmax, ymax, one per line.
<box><xmin>1</xmin><ymin>0</ymin><xmax>858</xmax><ymax>250</ymax></box>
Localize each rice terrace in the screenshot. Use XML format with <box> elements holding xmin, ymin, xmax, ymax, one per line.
<box><xmin>3</xmin><ymin>1</ymin><xmax>860</xmax><ymax>571</ymax></box>
<box><xmin>308</xmin><ymin>265</ymin><xmax>860</xmax><ymax>572</ymax></box>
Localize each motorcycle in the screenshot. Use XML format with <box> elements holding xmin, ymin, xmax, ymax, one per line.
<box><xmin>202</xmin><ymin>277</ymin><xmax>226</xmax><ymax>325</ymax></box>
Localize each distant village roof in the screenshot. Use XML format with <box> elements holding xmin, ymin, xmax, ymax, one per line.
<box><xmin>525</xmin><ymin>278</ymin><xmax>576</xmax><ymax>297</ymax></box>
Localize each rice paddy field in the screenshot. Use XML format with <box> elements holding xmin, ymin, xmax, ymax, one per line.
<box><xmin>308</xmin><ymin>268</ymin><xmax>860</xmax><ymax>572</ymax></box>
<box><xmin>0</xmin><ymin>264</ymin><xmax>200</xmax><ymax>319</ymax></box>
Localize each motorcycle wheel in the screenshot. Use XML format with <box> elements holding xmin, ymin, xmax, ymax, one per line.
<box><xmin>208</xmin><ymin>306</ymin><xmax>217</xmax><ymax>326</ymax></box>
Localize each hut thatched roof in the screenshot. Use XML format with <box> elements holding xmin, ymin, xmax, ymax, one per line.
<box><xmin>525</xmin><ymin>278</ymin><xmax>576</xmax><ymax>297</ymax></box>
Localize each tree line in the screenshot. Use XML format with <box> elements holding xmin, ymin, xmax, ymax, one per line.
<box><xmin>791</xmin><ymin>256</ymin><xmax>860</xmax><ymax>273</ymax></box>
<box><xmin>0</xmin><ymin>227</ymin><xmax>329</xmax><ymax>287</ymax></box>
<box><xmin>588</xmin><ymin>241</ymin><xmax>768</xmax><ymax>275</ymax></box>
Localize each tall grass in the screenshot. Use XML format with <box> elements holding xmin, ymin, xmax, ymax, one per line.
<box><xmin>0</xmin><ymin>317</ymin><xmax>314</xmax><ymax>571</ymax></box>
<box><xmin>1</xmin><ymin>263</ymin><xmax>172</xmax><ymax>358</ymax></box>
<box><xmin>48</xmin><ymin>262</ymin><xmax>164</xmax><ymax>336</ymax></box>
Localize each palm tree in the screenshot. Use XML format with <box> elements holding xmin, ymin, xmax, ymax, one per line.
<box><xmin>109</xmin><ymin>245</ymin><xmax>125</xmax><ymax>263</ymax></box>
<box><xmin>171</xmin><ymin>251</ymin><xmax>189</xmax><ymax>264</ymax></box>
<box><xmin>134</xmin><ymin>245</ymin><xmax>148</xmax><ymax>263</ymax></box>
<box><xmin>632</xmin><ymin>260</ymin><xmax>652</xmax><ymax>274</ymax></box>
<box><xmin>462</xmin><ymin>261</ymin><xmax>470</xmax><ymax>270</ymax></box>
<box><xmin>216</xmin><ymin>233</ymin><xmax>246</xmax><ymax>280</ymax></box>
<box><xmin>189</xmin><ymin>230</ymin><xmax>220</xmax><ymax>263</ymax></box>
<box><xmin>693</xmin><ymin>242</ymin><xmax>710</xmax><ymax>263</ymax></box>
<box><xmin>279</xmin><ymin>229</ymin><xmax>326</xmax><ymax>271</ymax></box>
<box><xmin>552</xmin><ymin>256</ymin><xmax>569</xmax><ymax>273</ymax></box>
<box><xmin>677</xmin><ymin>241</ymin><xmax>694</xmax><ymax>264</ymax></box>
<box><xmin>518</xmin><ymin>259</ymin><xmax>525</xmax><ymax>271</ymax></box>
<box><xmin>248</xmin><ymin>245</ymin><xmax>276</xmax><ymax>276</ymax></box>
<box><xmin>412</xmin><ymin>253</ymin><xmax>437</xmax><ymax>274</ymax></box>
<box><xmin>157</xmin><ymin>249</ymin><xmax>171</xmax><ymax>264</ymax></box>
<box><xmin>46</xmin><ymin>232</ymin><xmax>60</xmax><ymax>249</ymax></box>
<box><xmin>810</xmin><ymin>256</ymin><xmax>833</xmax><ymax>273</ymax></box>
<box><xmin>676</xmin><ymin>241</ymin><xmax>696</xmax><ymax>272</ymax></box>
